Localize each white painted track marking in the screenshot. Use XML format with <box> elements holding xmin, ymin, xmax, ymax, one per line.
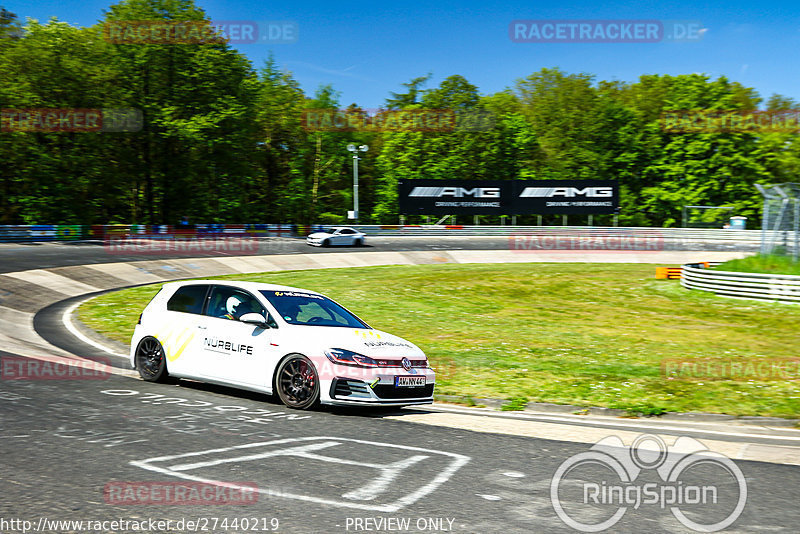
<box><xmin>416</xmin><ymin>404</ymin><xmax>800</xmax><ymax>442</ymax></box>
<box><xmin>131</xmin><ymin>436</ymin><xmax>470</xmax><ymax>512</ymax></box>
<box><xmin>62</xmin><ymin>297</ymin><xmax>128</xmax><ymax>358</ymax></box>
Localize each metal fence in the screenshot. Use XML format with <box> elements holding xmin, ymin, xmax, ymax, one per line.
<box><xmin>757</xmin><ymin>183</ymin><xmax>800</xmax><ymax>260</ymax></box>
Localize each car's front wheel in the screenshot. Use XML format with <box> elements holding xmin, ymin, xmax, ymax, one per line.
<box><xmin>275</xmin><ymin>354</ymin><xmax>320</xmax><ymax>410</ymax></box>
<box><xmin>135</xmin><ymin>336</ymin><xmax>169</xmax><ymax>382</ymax></box>
<box><xmin>322</xmin><ymin>239</ymin><xmax>330</xmax><ymax>247</ymax></box>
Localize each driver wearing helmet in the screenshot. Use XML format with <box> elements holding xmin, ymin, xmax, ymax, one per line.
<box><xmin>223</xmin><ymin>295</ymin><xmax>244</xmax><ymax>320</ymax></box>
<box><xmin>282</xmin><ymin>302</ymin><xmax>302</xmax><ymax>323</ymax></box>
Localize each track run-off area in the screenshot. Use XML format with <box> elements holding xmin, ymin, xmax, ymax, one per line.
<box><xmin>2</xmin><ymin>237</ymin><xmax>799</xmax><ymax>533</ymax></box>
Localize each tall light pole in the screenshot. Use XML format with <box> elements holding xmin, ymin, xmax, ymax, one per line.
<box><xmin>346</xmin><ymin>144</ymin><xmax>368</xmax><ymax>221</ymax></box>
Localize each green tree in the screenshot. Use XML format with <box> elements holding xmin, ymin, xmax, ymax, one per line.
<box><xmin>631</xmin><ymin>74</ymin><xmax>767</xmax><ymax>226</ymax></box>
<box><xmin>385</xmin><ymin>74</ymin><xmax>431</xmax><ymax>109</ymax></box>
<box><xmin>103</xmin><ymin>0</ymin><xmax>260</xmax><ymax>223</ymax></box>
<box><xmin>0</xmin><ymin>18</ymin><xmax>127</xmax><ymax>223</ymax></box>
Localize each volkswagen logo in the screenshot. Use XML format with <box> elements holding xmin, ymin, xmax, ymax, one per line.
<box><xmin>401</xmin><ymin>357</ymin><xmax>412</xmax><ymax>371</ymax></box>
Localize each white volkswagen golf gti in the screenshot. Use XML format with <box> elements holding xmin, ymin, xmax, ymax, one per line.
<box><xmin>130</xmin><ymin>280</ymin><xmax>434</xmax><ymax>409</ymax></box>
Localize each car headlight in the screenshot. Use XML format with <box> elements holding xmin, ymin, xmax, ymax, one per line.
<box><xmin>325</xmin><ymin>348</ymin><xmax>379</xmax><ymax>368</ymax></box>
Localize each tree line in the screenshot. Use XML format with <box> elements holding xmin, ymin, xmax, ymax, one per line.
<box><xmin>1</xmin><ymin>0</ymin><xmax>798</xmax><ymax>227</ymax></box>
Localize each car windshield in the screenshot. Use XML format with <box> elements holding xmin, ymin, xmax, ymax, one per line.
<box><xmin>260</xmin><ymin>290</ymin><xmax>368</xmax><ymax>328</ymax></box>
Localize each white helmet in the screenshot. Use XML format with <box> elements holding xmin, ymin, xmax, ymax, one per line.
<box><xmin>226</xmin><ymin>295</ymin><xmax>243</xmax><ymax>315</ymax></box>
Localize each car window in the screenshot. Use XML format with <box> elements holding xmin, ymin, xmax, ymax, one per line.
<box><xmin>260</xmin><ymin>290</ymin><xmax>368</xmax><ymax>328</ymax></box>
<box><xmin>339</xmin><ymin>228</ymin><xmax>354</xmax><ymax>234</ymax></box>
<box><xmin>166</xmin><ymin>285</ymin><xmax>209</xmax><ymax>314</ymax></box>
<box><xmin>206</xmin><ymin>286</ymin><xmax>268</xmax><ymax>322</ymax></box>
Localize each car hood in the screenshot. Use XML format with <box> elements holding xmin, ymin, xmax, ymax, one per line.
<box><xmin>307</xmin><ymin>232</ymin><xmax>332</xmax><ymax>238</ymax></box>
<box><xmin>279</xmin><ymin>326</ymin><xmax>425</xmax><ymax>358</ymax></box>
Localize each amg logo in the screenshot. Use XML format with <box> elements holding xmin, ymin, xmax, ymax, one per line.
<box><xmin>519</xmin><ymin>187</ymin><xmax>614</xmax><ymax>198</ymax></box>
<box><xmin>409</xmin><ymin>186</ymin><xmax>501</xmax><ymax>198</ymax></box>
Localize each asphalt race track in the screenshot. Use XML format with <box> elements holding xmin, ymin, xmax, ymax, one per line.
<box><xmin>0</xmin><ymin>232</ymin><xmax>758</xmax><ymax>274</ymax></box>
<box><xmin>4</xmin><ymin>368</ymin><xmax>800</xmax><ymax>534</ymax></box>
<box><xmin>2</xmin><ymin>239</ymin><xmax>799</xmax><ymax>533</ymax></box>
<box><xmin>0</xmin><ymin>237</ymin><xmax>496</xmax><ymax>273</ymax></box>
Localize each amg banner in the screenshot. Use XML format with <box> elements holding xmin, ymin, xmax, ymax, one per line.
<box><xmin>513</xmin><ymin>179</ymin><xmax>619</xmax><ymax>214</ymax></box>
<box><xmin>398</xmin><ymin>179</ymin><xmax>510</xmax><ymax>215</ymax></box>
<box><xmin>398</xmin><ymin>179</ymin><xmax>619</xmax><ymax>215</ymax></box>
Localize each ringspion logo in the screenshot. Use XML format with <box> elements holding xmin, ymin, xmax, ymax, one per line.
<box><xmin>551</xmin><ymin>434</ymin><xmax>746</xmax><ymax>532</ymax></box>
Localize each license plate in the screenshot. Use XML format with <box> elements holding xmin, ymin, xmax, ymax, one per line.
<box><xmin>395</xmin><ymin>376</ymin><xmax>426</xmax><ymax>387</ymax></box>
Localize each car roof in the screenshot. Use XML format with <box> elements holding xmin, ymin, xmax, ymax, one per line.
<box><xmin>162</xmin><ymin>279</ymin><xmax>323</xmax><ymax>295</ymax></box>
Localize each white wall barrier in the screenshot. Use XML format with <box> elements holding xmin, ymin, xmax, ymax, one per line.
<box><xmin>681</xmin><ymin>263</ymin><xmax>800</xmax><ymax>303</ymax></box>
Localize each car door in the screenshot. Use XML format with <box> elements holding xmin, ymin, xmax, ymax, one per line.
<box><xmin>329</xmin><ymin>228</ymin><xmax>344</xmax><ymax>245</ymax></box>
<box><xmin>159</xmin><ymin>284</ymin><xmax>211</xmax><ymax>377</ymax></box>
<box><xmin>200</xmin><ymin>285</ymin><xmax>279</xmax><ymax>389</ymax></box>
<box><xmin>337</xmin><ymin>228</ymin><xmax>355</xmax><ymax>245</ymax></box>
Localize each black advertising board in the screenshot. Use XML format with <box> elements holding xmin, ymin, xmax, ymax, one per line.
<box><xmin>398</xmin><ymin>179</ymin><xmax>512</xmax><ymax>215</ymax></box>
<box><xmin>512</xmin><ymin>179</ymin><xmax>618</xmax><ymax>214</ymax></box>
<box><xmin>398</xmin><ymin>179</ymin><xmax>619</xmax><ymax>215</ymax></box>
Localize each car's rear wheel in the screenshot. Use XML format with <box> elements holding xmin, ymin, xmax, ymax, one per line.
<box><xmin>275</xmin><ymin>354</ymin><xmax>319</xmax><ymax>410</ymax></box>
<box><xmin>135</xmin><ymin>336</ymin><xmax>169</xmax><ymax>382</ymax></box>
<box><xmin>354</xmin><ymin>238</ymin><xmax>363</xmax><ymax>246</ymax></box>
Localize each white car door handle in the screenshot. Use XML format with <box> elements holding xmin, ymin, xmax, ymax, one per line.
<box><xmin>197</xmin><ymin>326</ymin><xmax>207</xmax><ymax>330</ymax></box>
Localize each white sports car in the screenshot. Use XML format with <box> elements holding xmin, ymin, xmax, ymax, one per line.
<box><xmin>306</xmin><ymin>226</ymin><xmax>366</xmax><ymax>247</ymax></box>
<box><xmin>130</xmin><ymin>280</ymin><xmax>434</xmax><ymax>409</ymax></box>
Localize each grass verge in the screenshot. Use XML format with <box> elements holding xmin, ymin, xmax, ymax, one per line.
<box><xmin>78</xmin><ymin>263</ymin><xmax>800</xmax><ymax>418</ymax></box>
<box><xmin>715</xmin><ymin>254</ymin><xmax>800</xmax><ymax>275</ymax></box>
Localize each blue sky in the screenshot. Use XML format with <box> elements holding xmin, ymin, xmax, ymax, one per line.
<box><xmin>5</xmin><ymin>0</ymin><xmax>800</xmax><ymax>108</ymax></box>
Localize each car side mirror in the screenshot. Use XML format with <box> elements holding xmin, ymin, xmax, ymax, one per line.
<box><xmin>239</xmin><ymin>313</ymin><xmax>270</xmax><ymax>328</ymax></box>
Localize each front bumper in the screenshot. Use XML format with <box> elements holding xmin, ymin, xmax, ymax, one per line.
<box><xmin>324</xmin><ymin>376</ymin><xmax>434</xmax><ymax>406</ymax></box>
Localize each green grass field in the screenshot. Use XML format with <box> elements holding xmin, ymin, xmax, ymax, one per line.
<box><xmin>78</xmin><ymin>263</ymin><xmax>800</xmax><ymax>418</ymax></box>
<box><xmin>715</xmin><ymin>254</ymin><xmax>800</xmax><ymax>275</ymax></box>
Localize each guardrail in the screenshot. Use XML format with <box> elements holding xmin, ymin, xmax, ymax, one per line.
<box><xmin>351</xmin><ymin>226</ymin><xmax>762</xmax><ymax>252</ymax></box>
<box><xmin>353</xmin><ymin>225</ymin><xmax>762</xmax><ymax>240</ymax></box>
<box><xmin>353</xmin><ymin>224</ymin><xmax>761</xmax><ymax>243</ymax></box>
<box><xmin>0</xmin><ymin>224</ymin><xmax>763</xmax><ymax>250</ymax></box>
<box><xmin>681</xmin><ymin>263</ymin><xmax>800</xmax><ymax>303</ymax></box>
<box><xmin>0</xmin><ymin>224</ymin><xmax>303</xmax><ymax>242</ymax></box>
